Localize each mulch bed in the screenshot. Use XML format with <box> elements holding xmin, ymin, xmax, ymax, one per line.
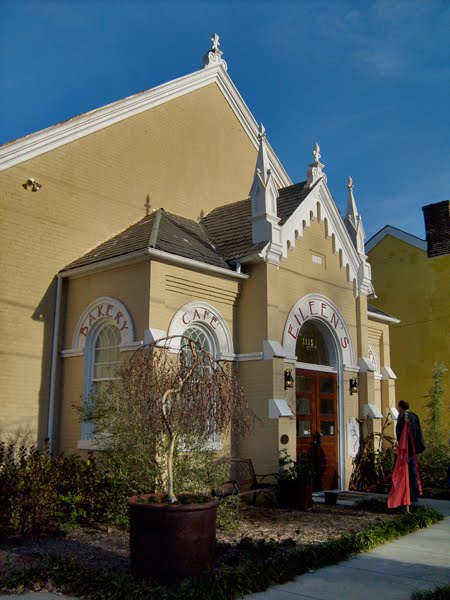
<box><xmin>0</xmin><ymin>503</ymin><xmax>393</xmax><ymax>579</ymax></box>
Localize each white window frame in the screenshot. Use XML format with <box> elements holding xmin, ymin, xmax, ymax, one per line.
<box><xmin>181</xmin><ymin>322</ymin><xmax>222</xmax><ymax>451</ymax></box>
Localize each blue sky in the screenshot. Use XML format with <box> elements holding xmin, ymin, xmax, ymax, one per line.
<box><xmin>1</xmin><ymin>0</ymin><xmax>449</xmax><ymax>240</ymax></box>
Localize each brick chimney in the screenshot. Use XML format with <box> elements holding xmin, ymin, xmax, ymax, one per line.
<box><xmin>422</xmin><ymin>200</ymin><xmax>450</xmax><ymax>258</ymax></box>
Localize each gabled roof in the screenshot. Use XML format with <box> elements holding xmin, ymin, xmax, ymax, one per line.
<box><xmin>62</xmin><ymin>181</ymin><xmax>313</xmax><ymax>273</ymax></box>
<box><xmin>201</xmin><ymin>181</ymin><xmax>310</xmax><ymax>261</ymax></box>
<box><xmin>365</xmin><ymin>225</ymin><xmax>426</xmax><ymax>253</ymax></box>
<box><xmin>61</xmin><ymin>209</ymin><xmax>229</xmax><ymax>273</ymax></box>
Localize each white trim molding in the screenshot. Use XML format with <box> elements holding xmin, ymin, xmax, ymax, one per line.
<box><xmin>0</xmin><ymin>65</ymin><xmax>291</xmax><ymax>189</ymax></box>
<box><xmin>279</xmin><ymin>179</ymin><xmax>374</xmax><ymax>297</ymax></box>
<box><xmin>365</xmin><ymin>225</ymin><xmax>426</xmax><ymax>253</ymax></box>
<box><xmin>368</xmin><ymin>309</ymin><xmax>400</xmax><ymax>325</ymax></box>
<box><xmin>269</xmin><ymin>399</ymin><xmax>294</xmax><ymax>419</ymax></box>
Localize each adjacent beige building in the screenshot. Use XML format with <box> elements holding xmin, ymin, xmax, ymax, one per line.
<box><xmin>0</xmin><ymin>37</ymin><xmax>398</xmax><ymax>490</ymax></box>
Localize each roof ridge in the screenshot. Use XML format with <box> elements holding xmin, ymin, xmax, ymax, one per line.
<box><xmin>148</xmin><ymin>209</ymin><xmax>163</xmax><ymax>248</ymax></box>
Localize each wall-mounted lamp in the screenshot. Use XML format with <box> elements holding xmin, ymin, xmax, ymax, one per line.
<box><xmin>284</xmin><ymin>369</ymin><xmax>294</xmax><ymax>390</ymax></box>
<box><xmin>349</xmin><ymin>378</ymin><xmax>358</xmax><ymax>395</ymax></box>
<box><xmin>22</xmin><ymin>177</ymin><xmax>42</xmax><ymax>192</ymax></box>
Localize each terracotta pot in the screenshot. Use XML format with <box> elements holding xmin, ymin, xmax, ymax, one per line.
<box><xmin>128</xmin><ymin>494</ymin><xmax>219</xmax><ymax>582</ymax></box>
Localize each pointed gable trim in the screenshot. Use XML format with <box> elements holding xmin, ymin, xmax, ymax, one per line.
<box><xmin>281</xmin><ymin>179</ymin><xmax>361</xmax><ymax>285</ymax></box>
<box><xmin>0</xmin><ymin>65</ymin><xmax>291</xmax><ymax>187</ymax></box>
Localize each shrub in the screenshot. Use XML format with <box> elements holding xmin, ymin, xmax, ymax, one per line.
<box><xmin>0</xmin><ymin>441</ymin><xmax>121</xmax><ymax>534</ymax></box>
<box><xmin>418</xmin><ymin>363</ymin><xmax>449</xmax><ymax>491</ymax></box>
<box><xmin>411</xmin><ymin>585</ymin><xmax>450</xmax><ymax>600</ymax></box>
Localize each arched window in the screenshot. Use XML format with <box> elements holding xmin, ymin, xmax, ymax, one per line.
<box><xmin>81</xmin><ymin>323</ymin><xmax>121</xmax><ymax>441</ymax></box>
<box><xmin>296</xmin><ymin>321</ymin><xmax>330</xmax><ymax>366</ymax></box>
<box><xmin>182</xmin><ymin>324</ymin><xmax>219</xmax><ymax>448</ymax></box>
<box><xmin>183</xmin><ymin>325</ymin><xmax>217</xmax><ymax>358</ymax></box>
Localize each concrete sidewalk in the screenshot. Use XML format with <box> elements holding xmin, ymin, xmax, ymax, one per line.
<box><xmin>1</xmin><ymin>499</ymin><xmax>448</xmax><ymax>600</ymax></box>
<box><xmin>244</xmin><ymin>498</ymin><xmax>450</xmax><ymax>600</ymax></box>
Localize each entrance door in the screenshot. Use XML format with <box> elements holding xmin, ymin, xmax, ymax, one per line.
<box><xmin>296</xmin><ymin>369</ymin><xmax>338</xmax><ymax>491</ymax></box>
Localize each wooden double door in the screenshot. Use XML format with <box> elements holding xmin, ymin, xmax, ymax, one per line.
<box><xmin>296</xmin><ymin>369</ymin><xmax>338</xmax><ymax>491</ymax></box>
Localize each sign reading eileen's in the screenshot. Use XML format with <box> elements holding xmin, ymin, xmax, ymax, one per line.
<box><xmin>286</xmin><ymin>298</ymin><xmax>350</xmax><ymax>349</ymax></box>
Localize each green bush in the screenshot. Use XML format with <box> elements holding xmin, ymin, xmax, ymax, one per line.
<box><xmin>411</xmin><ymin>584</ymin><xmax>450</xmax><ymax>600</ymax></box>
<box><xmin>0</xmin><ymin>441</ymin><xmax>124</xmax><ymax>534</ymax></box>
<box><xmin>216</xmin><ymin>495</ymin><xmax>241</xmax><ymax>531</ymax></box>
<box><xmin>418</xmin><ymin>444</ymin><xmax>449</xmax><ymax>489</ymax></box>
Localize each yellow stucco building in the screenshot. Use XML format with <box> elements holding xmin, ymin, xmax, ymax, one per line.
<box><xmin>366</xmin><ymin>201</ymin><xmax>450</xmax><ymax>435</ymax></box>
<box><xmin>0</xmin><ymin>37</ymin><xmax>399</xmax><ymax>490</ymax></box>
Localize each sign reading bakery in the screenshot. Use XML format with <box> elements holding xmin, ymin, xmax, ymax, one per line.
<box><xmin>72</xmin><ymin>296</ymin><xmax>135</xmax><ymax>349</ymax></box>
<box><xmin>283</xmin><ymin>294</ymin><xmax>355</xmax><ymax>366</ymax></box>
<box><xmin>168</xmin><ymin>301</ymin><xmax>234</xmax><ymax>358</ymax></box>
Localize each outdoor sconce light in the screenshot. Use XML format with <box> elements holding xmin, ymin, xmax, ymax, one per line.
<box><xmin>350</xmin><ymin>378</ymin><xmax>358</xmax><ymax>395</ymax></box>
<box><xmin>284</xmin><ymin>369</ymin><xmax>294</xmax><ymax>390</ymax></box>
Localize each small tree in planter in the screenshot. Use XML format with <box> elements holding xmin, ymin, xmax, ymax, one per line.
<box><xmin>82</xmin><ymin>335</ymin><xmax>252</xmax><ymax>581</ymax></box>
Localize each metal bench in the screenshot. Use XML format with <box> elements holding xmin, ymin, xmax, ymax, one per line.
<box><xmin>214</xmin><ymin>458</ymin><xmax>279</xmax><ymax>504</ymax></box>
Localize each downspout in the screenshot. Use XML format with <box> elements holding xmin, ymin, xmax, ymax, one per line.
<box><xmin>47</xmin><ymin>275</ymin><xmax>63</xmax><ymax>451</ymax></box>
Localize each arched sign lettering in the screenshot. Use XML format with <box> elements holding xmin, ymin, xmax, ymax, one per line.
<box><xmin>283</xmin><ymin>294</ymin><xmax>355</xmax><ymax>366</ymax></box>
<box><xmin>72</xmin><ymin>296</ymin><xmax>135</xmax><ymax>349</ymax></box>
<box><xmin>168</xmin><ymin>301</ymin><xmax>234</xmax><ymax>358</ymax></box>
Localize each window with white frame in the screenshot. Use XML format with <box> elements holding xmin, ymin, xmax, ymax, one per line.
<box><xmin>81</xmin><ymin>323</ymin><xmax>121</xmax><ymax>441</ymax></box>
<box><xmin>182</xmin><ymin>324</ymin><xmax>220</xmax><ymax>448</ymax></box>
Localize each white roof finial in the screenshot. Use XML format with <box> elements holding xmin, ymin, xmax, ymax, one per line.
<box><xmin>345</xmin><ymin>176</ymin><xmax>366</xmax><ymax>254</ymax></box>
<box><xmin>306</xmin><ymin>142</ymin><xmax>326</xmax><ymax>188</ymax></box>
<box><xmin>203</xmin><ymin>33</ymin><xmax>228</xmax><ymax>71</ymax></box>
<box><xmin>258</xmin><ymin>123</ymin><xmax>266</xmax><ymax>140</ymax></box>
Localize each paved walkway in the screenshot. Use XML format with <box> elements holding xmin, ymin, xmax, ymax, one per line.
<box><xmin>244</xmin><ymin>498</ymin><xmax>450</xmax><ymax>600</ymax></box>
<box><xmin>1</xmin><ymin>499</ymin><xmax>448</xmax><ymax>600</ymax></box>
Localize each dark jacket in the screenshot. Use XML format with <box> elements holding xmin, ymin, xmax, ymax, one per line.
<box><xmin>396</xmin><ymin>410</ymin><xmax>426</xmax><ymax>455</ymax></box>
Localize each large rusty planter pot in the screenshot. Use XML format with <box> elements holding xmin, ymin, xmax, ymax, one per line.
<box><xmin>128</xmin><ymin>494</ymin><xmax>219</xmax><ymax>582</ymax></box>
<box><xmin>279</xmin><ymin>479</ymin><xmax>313</xmax><ymax>510</ymax></box>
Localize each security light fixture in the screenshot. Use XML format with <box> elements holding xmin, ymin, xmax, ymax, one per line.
<box><xmin>350</xmin><ymin>378</ymin><xmax>358</xmax><ymax>395</ymax></box>
<box><xmin>22</xmin><ymin>178</ymin><xmax>42</xmax><ymax>192</ymax></box>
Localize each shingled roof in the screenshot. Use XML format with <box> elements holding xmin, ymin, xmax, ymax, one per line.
<box><xmin>61</xmin><ymin>209</ymin><xmax>229</xmax><ymax>272</ymax></box>
<box><xmin>62</xmin><ymin>180</ymin><xmax>312</xmax><ymax>272</ymax></box>
<box><xmin>201</xmin><ymin>181</ymin><xmax>311</xmax><ymax>261</ymax></box>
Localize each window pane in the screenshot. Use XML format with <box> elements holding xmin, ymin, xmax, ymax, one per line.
<box><xmin>320</xmin><ymin>421</ymin><xmax>335</xmax><ymax>436</ymax></box>
<box><xmin>295</xmin><ymin>321</ymin><xmax>330</xmax><ymax>365</ymax></box>
<box><xmin>296</xmin><ymin>396</ymin><xmax>311</xmax><ymax>414</ymax></box>
<box><xmin>320</xmin><ymin>398</ymin><xmax>334</xmax><ymax>415</ymax></box>
<box><xmin>296</xmin><ymin>375</ymin><xmax>312</xmax><ymax>392</ymax></box>
<box><xmin>297</xmin><ymin>420</ymin><xmax>312</xmax><ymax>437</ymax></box>
<box><xmin>320</xmin><ymin>377</ymin><xmax>334</xmax><ymax>393</ymax></box>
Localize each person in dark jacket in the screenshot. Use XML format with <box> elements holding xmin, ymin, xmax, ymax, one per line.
<box><xmin>396</xmin><ymin>400</ymin><xmax>425</xmax><ymax>502</ymax></box>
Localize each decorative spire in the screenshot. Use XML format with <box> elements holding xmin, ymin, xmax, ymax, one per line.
<box><xmin>203</xmin><ymin>33</ymin><xmax>227</xmax><ymax>71</ymax></box>
<box><xmin>344</xmin><ymin>176</ymin><xmax>366</xmax><ymax>254</ymax></box>
<box><xmin>250</xmin><ymin>124</ymin><xmax>280</xmax><ymax>245</ymax></box>
<box><xmin>306</xmin><ymin>143</ymin><xmax>327</xmax><ymax>188</ymax></box>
